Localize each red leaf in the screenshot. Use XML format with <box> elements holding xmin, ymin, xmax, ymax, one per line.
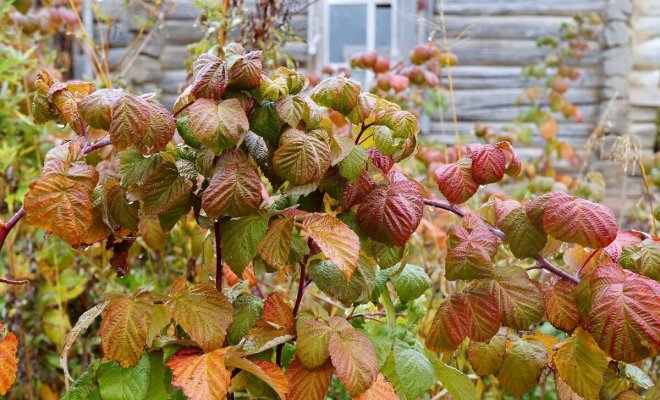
<box><xmin>426</xmin><ymin>287</ymin><xmax>501</xmax><ymax>352</ymax></box>
<box><xmin>603</xmin><ymin>229</ymin><xmax>648</xmax><ymax>262</ymax></box>
<box><xmin>467</xmin><ymin>144</ymin><xmax>507</xmax><ymax>184</ymax></box>
<box><xmin>191</xmin><ymin>53</ymin><xmax>228</xmax><ymax>100</ymax></box>
<box><xmin>367</xmin><ymin>148</ymin><xmax>394</xmax><ymax>174</ymax></box>
<box><xmin>357</xmin><ymin>177</ymin><xmax>424</xmax><ymax>246</ymax></box>
<box><xmin>542</xmin><ymin>278</ymin><xmax>579</xmax><ymax>332</ymax></box>
<box><xmin>584</xmin><ymin>263</ymin><xmax>660</xmax><ymax>362</ymax></box>
<box><xmin>542</xmin><ymin>193</ymin><xmax>618</xmax><ymax>249</ymax></box>
<box><xmin>262</xmin><ymin>294</ymin><xmax>295</xmax><ymax>335</ymax></box>
<box><xmin>342</xmin><ymin>172</ymin><xmax>375</xmax><ymax>209</ymax></box>
<box><xmin>434</xmin><ymin>158</ymin><xmax>478</xmax><ymax>204</ymax></box>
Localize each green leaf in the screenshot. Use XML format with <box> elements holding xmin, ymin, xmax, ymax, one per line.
<box><xmin>145</xmin><ymin>353</ymin><xmax>171</xmax><ymax>400</ymax></box>
<box><xmin>272</xmin><ymin>128</ymin><xmax>331</xmax><ymax>185</ymax></box>
<box><xmin>391</xmin><ymin>264</ymin><xmax>431</xmax><ymax>303</ymax></box>
<box><xmin>373</xmin><ymin>125</ymin><xmax>399</xmax><ymax>156</ymax></box>
<box><xmin>554</xmin><ymin>327</ymin><xmax>608</xmax><ymax>400</ymax></box>
<box><xmin>296</xmin><ymin>319</ymin><xmax>334</xmax><ymax>369</ymax></box>
<box><xmin>310</xmin><ymin>74</ymin><xmax>361</xmax><ymax>115</ymax></box>
<box><xmin>338</xmin><ymin>145</ymin><xmax>368</xmax><ymax>182</ymax></box>
<box><xmin>201</xmin><ymin>150</ymin><xmax>262</xmax><ymax>219</ymax></box>
<box><xmin>176</xmin><ymin>116</ymin><xmax>202</xmax><ymax>149</ymax></box>
<box><xmin>374</xmin><ymin>109</ymin><xmax>418</xmax><ymax>139</ymax></box>
<box><xmin>220</xmin><ymin>215</ymin><xmax>269</xmax><ymax>275</ymax></box>
<box><xmin>497</xmin><ymin>337</ymin><xmax>547</xmax><ymax>397</ymax></box>
<box><xmin>101</xmin><ymin>180</ymin><xmax>139</xmax><ymax>231</ymax></box>
<box><xmin>119</xmin><ymin>149</ymin><xmax>162</xmax><ymax>189</ymax></box>
<box><xmin>62</xmin><ymin>360</ymin><xmax>101</xmax><ymax>400</ymax></box>
<box><xmin>498</xmin><ymin>207</ymin><xmax>547</xmax><ymax>259</ymax></box>
<box><xmin>188</xmin><ymin>98</ymin><xmax>249</xmax><ymax>154</ymax></box>
<box><xmin>390</xmin><ymin>340</ymin><xmax>435</xmax><ymax>399</ymax></box>
<box><xmin>140</xmin><ymin>163</ymin><xmax>192</xmax><ymax>217</ymax></box>
<box><xmin>97</xmin><ymin>354</ymin><xmax>151</xmax><ymax>400</ymax></box>
<box><xmin>432</xmin><ymin>356</ymin><xmax>479</xmax><ymax>400</ymax></box>
<box><xmin>249</xmin><ymin>102</ymin><xmax>284</xmax><ymax>146</ymax></box>
<box><xmin>308</xmin><ymin>254</ymin><xmax>377</xmax><ymax>306</ymax></box>
<box><xmin>259</xmin><ymin>75</ymin><xmax>289</xmax><ymax>101</ymax></box>
<box><xmin>227</xmin><ymin>295</ymin><xmax>264</xmax><ymax>345</ymax></box>
<box><xmin>619</xmin><ymin>241</ymin><xmax>660</xmax><ymax>280</ymax></box>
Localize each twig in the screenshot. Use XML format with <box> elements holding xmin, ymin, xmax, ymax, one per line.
<box><xmin>292</xmin><ymin>258</ymin><xmax>308</xmax><ymax>317</ymax></box>
<box><xmin>354</xmin><ymin>122</ymin><xmax>374</xmax><ymax>144</ymax></box>
<box><xmin>214</xmin><ymin>219</ymin><xmax>223</xmax><ymax>292</ymax></box>
<box><xmin>173</xmin><ymin>101</ymin><xmax>194</xmax><ymax>119</ymax></box>
<box><xmin>82</xmin><ymin>138</ymin><xmax>111</xmax><ymax>155</ymax></box>
<box><xmin>0</xmin><ymin>277</ymin><xmax>29</xmax><ymax>285</ymax></box>
<box><xmin>423</xmin><ymin>198</ymin><xmax>579</xmax><ymax>283</ymax></box>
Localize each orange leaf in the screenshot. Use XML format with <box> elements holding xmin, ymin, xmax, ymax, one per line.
<box><xmin>286</xmin><ymin>358</ymin><xmax>334</xmax><ymax>400</ymax></box>
<box><xmin>262</xmin><ymin>294</ymin><xmax>295</xmax><ymax>335</ymax></box>
<box><xmin>166</xmin><ymin>347</ymin><xmax>231</xmax><ymax>400</ymax></box>
<box><xmin>165</xmin><ymin>280</ymin><xmax>233</xmax><ymax>352</ymax></box>
<box><xmin>99</xmin><ymin>292</ymin><xmax>153</xmax><ymax>367</ymax></box>
<box><xmin>301</xmin><ymin>214</ymin><xmax>360</xmax><ymax>281</ymax></box>
<box><xmin>24</xmin><ymin>159</ymin><xmax>99</xmax><ymax>247</ymax></box>
<box><xmin>258</xmin><ymin>217</ymin><xmax>294</xmax><ymax>270</ymax></box>
<box><xmin>353</xmin><ymin>373</ymin><xmax>398</xmax><ymax>400</ymax></box>
<box><xmin>225</xmin><ymin>354</ymin><xmax>288</xmax><ymax>399</ymax></box>
<box><xmin>0</xmin><ymin>321</ymin><xmax>18</xmax><ymax>396</ymax></box>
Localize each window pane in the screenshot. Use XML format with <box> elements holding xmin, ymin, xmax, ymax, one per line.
<box><xmin>375</xmin><ymin>4</ymin><xmax>391</xmax><ymax>55</ymax></box>
<box><xmin>329</xmin><ymin>4</ymin><xmax>367</xmax><ymax>63</ymax></box>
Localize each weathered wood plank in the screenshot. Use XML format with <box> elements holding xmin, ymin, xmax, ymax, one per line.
<box><xmin>438</xmin><ymin>0</ymin><xmax>606</xmax><ymax>16</ymax></box>
<box><xmin>446</xmin><ymin>40</ymin><xmax>600</xmax><ymax>66</ymax></box>
<box><xmin>446</xmin><ymin>66</ymin><xmax>601</xmax><ymax>89</ymax></box>
<box><xmin>434</xmin><ymin>15</ymin><xmax>570</xmax><ymax>40</ymax></box>
<box><xmin>633</xmin><ymin>38</ymin><xmax>660</xmax><ymax>70</ymax></box>
<box><xmin>631</xmin><ymin>87</ymin><xmax>660</xmax><ymax>107</ymax></box>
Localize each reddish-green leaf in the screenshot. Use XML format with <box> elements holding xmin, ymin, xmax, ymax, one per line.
<box><xmin>296</xmin><ymin>319</ymin><xmax>333</xmax><ymax>369</ymax></box>
<box><xmin>276</xmin><ymin>95</ymin><xmax>306</xmax><ymax>127</ymax></box>
<box><xmin>447</xmin><ymin>224</ymin><xmax>498</xmax><ymax>257</ymax></box>
<box><xmin>201</xmin><ymin>150</ymin><xmax>262</xmax><ymax>219</ymax></box>
<box><xmin>342</xmin><ymin>172</ymin><xmax>375</xmax><ymax>209</ymax></box>
<box><xmin>188</xmin><ymin>98</ymin><xmax>249</xmax><ymax>154</ymax></box>
<box><xmin>99</xmin><ymin>292</ymin><xmax>153</xmax><ymax>367</ymax></box>
<box><xmin>272</xmin><ymin>128</ymin><xmax>331</xmax><ymax>185</ymax></box>
<box><xmin>258</xmin><ymin>217</ymin><xmax>294</xmax><ymax>269</ymax></box>
<box><xmin>426</xmin><ymin>288</ymin><xmax>501</xmax><ymax>352</ymax></box>
<box><xmin>24</xmin><ymin>159</ymin><xmax>99</xmax><ymax>247</ymax></box>
<box><xmin>310</xmin><ymin>73</ymin><xmax>361</xmax><ymax>115</ymax></box>
<box><xmin>134</xmin><ymin>101</ymin><xmax>176</xmax><ymax>155</ymax></box>
<box><xmin>140</xmin><ymin>162</ymin><xmax>192</xmax><ymax>216</ymax></box>
<box><xmin>467</xmin><ymin>144</ymin><xmax>507</xmax><ymax>184</ymax></box>
<box><xmin>109</xmin><ymin>93</ymin><xmax>151</xmax><ymax>151</ymax></box>
<box><xmin>471</xmin><ymin>265</ymin><xmax>545</xmax><ymax>330</ymax></box>
<box><xmin>226</xmin><ymin>50</ymin><xmax>263</xmax><ymax>90</ymax></box>
<box><xmin>190</xmin><ymin>53</ymin><xmax>228</xmax><ymax>100</ymax></box>
<box><xmin>0</xmin><ymin>321</ymin><xmax>18</xmax><ymax>396</ymax></box>
<box><xmin>583</xmin><ymin>263</ymin><xmax>659</xmax><ymax>362</ymax></box>
<box><xmin>286</xmin><ymin>358</ymin><xmax>334</xmax><ymax>400</ymax></box>
<box><xmin>165</xmin><ymin>280</ymin><xmax>233</xmax><ymax>352</ymax></box>
<box><xmin>543</xmin><ymin>278</ymin><xmax>579</xmax><ymax>332</ymax></box>
<box><xmin>434</xmin><ymin>158</ymin><xmax>478</xmax><ymax>204</ymax></box>
<box><xmin>445</xmin><ymin>241</ymin><xmax>494</xmax><ymax>280</ymax></box>
<box><xmin>498</xmin><ymin>207</ymin><xmax>547</xmax><ymax>259</ymax></box>
<box><xmin>356</xmin><ymin>177</ymin><xmax>424</xmax><ymax>246</ymax></box>
<box><xmin>542</xmin><ymin>193</ymin><xmax>618</xmax><ymax>249</ymax></box>
<box><xmin>374</xmin><ymin>108</ymin><xmax>419</xmax><ymax>139</ymax></box>
<box><xmin>346</xmin><ymin>93</ymin><xmax>377</xmax><ymax>125</ymax></box>
<box><xmin>553</xmin><ymin>327</ymin><xmax>608</xmax><ymax>400</ymax></box>
<box><xmin>497</xmin><ymin>337</ymin><xmax>548</xmax><ymax>397</ymax></box>
<box><xmin>467</xmin><ymin>328</ymin><xmax>507</xmax><ymax>376</ymax></box>
<box><xmin>79</xmin><ymin>88</ymin><xmax>124</xmax><ymax>130</ymax></box>
<box><xmin>166</xmin><ymin>347</ymin><xmax>231</xmax><ymax>400</ymax></box>
<box><xmin>301</xmin><ymin>214</ymin><xmax>360</xmax><ymax>281</ymax></box>
<box><xmin>619</xmin><ymin>240</ymin><xmax>660</xmax><ymax>280</ymax></box>
<box><xmin>220</xmin><ymin>215</ymin><xmax>268</xmax><ymax>275</ymax></box>
<box><xmin>328</xmin><ymin>318</ymin><xmax>379</xmax><ymax>396</ymax></box>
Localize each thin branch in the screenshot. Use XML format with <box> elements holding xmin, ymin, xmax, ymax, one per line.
<box><xmin>214</xmin><ymin>219</ymin><xmax>223</xmax><ymax>292</ymax></box>
<box><xmin>83</xmin><ymin>138</ymin><xmax>112</xmax><ymax>155</ymax></box>
<box><xmin>292</xmin><ymin>258</ymin><xmax>308</xmax><ymax>317</ymax></box>
<box><xmin>173</xmin><ymin>101</ymin><xmax>194</xmax><ymax>119</ymax></box>
<box><xmin>354</xmin><ymin>122</ymin><xmax>374</xmax><ymax>144</ymax></box>
<box><xmin>0</xmin><ymin>277</ymin><xmax>29</xmax><ymax>285</ymax></box>
<box><xmin>423</xmin><ymin>198</ymin><xmax>579</xmax><ymax>283</ymax></box>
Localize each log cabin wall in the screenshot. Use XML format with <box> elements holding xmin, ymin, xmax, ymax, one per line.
<box><xmin>81</xmin><ymin>0</ymin><xmax>658</xmax><ymax>214</ymax></box>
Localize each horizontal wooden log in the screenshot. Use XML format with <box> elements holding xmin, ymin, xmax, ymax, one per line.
<box><xmin>437</xmin><ymin>0</ymin><xmax>605</xmax><ymax>16</ymax></box>
<box><xmin>435</xmin><ymin>15</ymin><xmax>571</xmax><ymax>40</ymax></box>
<box><xmin>163</xmin><ymin>20</ymin><xmax>204</xmax><ymax>45</ymax></box>
<box><xmin>631</xmin><ymin>88</ymin><xmax>660</xmax><ymax>107</ymax></box>
<box><xmin>446</xmin><ymin>39</ymin><xmax>600</xmax><ymax>67</ymax></box>
<box><xmin>446</xmin><ymin>66</ymin><xmax>601</xmax><ymax>89</ymax></box>
<box><xmin>633</xmin><ymin>38</ymin><xmax>660</xmax><ymax>70</ymax></box>
<box><xmin>631</xmin><ymin>106</ymin><xmax>659</xmax><ymax>123</ymax></box>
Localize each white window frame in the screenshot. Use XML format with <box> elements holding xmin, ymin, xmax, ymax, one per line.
<box><xmin>319</xmin><ymin>0</ymin><xmax>398</xmax><ymax>86</ymax></box>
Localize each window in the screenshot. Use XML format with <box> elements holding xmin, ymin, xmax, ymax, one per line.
<box><xmin>319</xmin><ymin>0</ymin><xmax>397</xmax><ymax>86</ymax></box>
